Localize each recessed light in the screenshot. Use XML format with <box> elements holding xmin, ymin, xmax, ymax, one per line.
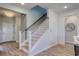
<box><xmin>4</xmin><ymin>11</ymin><xmax>15</xmax><ymax>17</ymax></box>
<box><xmin>64</xmin><ymin>5</ymin><xmax>67</xmax><ymax>9</ymax></box>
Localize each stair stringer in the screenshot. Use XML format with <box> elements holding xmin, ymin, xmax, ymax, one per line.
<box><xmin>29</xmin><ymin>29</ymin><xmax>57</xmax><ymax>56</ymax></box>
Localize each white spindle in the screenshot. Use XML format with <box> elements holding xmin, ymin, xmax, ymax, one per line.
<box><xmin>28</xmin><ymin>30</ymin><xmax>32</xmax><ymax>52</ymax></box>
<box><xmin>19</xmin><ymin>31</ymin><xmax>22</xmax><ymax>49</ymax></box>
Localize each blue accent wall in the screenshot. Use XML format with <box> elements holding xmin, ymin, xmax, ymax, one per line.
<box><xmin>31</xmin><ymin>5</ymin><xmax>47</xmax><ymax>15</ymax></box>
<box><xmin>27</xmin><ymin>5</ymin><xmax>47</xmax><ymax>28</ymax></box>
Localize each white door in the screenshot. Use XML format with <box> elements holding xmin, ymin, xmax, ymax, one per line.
<box><xmin>2</xmin><ymin>17</ymin><xmax>15</xmax><ymax>42</ymax></box>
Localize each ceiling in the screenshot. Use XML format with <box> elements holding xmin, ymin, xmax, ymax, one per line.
<box><xmin>0</xmin><ymin>7</ymin><xmax>19</xmax><ymax>17</ymax></box>
<box><xmin>2</xmin><ymin>3</ymin><xmax>79</xmax><ymax>13</ymax></box>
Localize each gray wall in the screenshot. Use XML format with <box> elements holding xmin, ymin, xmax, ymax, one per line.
<box><xmin>49</xmin><ymin>9</ymin><xmax>58</xmax><ymax>45</ymax></box>
<box><xmin>58</xmin><ymin>9</ymin><xmax>79</xmax><ymax>44</ymax></box>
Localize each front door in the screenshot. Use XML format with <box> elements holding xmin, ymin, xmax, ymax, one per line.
<box><xmin>2</xmin><ymin>16</ymin><xmax>15</xmax><ymax>42</ymax></box>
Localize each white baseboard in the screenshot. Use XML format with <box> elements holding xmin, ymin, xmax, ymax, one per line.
<box><xmin>29</xmin><ymin>42</ymin><xmax>57</xmax><ymax>56</ymax></box>
<box><xmin>65</xmin><ymin>41</ymin><xmax>74</xmax><ymax>44</ymax></box>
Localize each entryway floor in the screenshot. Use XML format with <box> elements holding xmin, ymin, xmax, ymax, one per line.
<box><xmin>0</xmin><ymin>42</ymin><xmax>28</xmax><ymax>56</ymax></box>
<box><xmin>0</xmin><ymin>42</ymin><xmax>75</xmax><ymax>56</ymax></box>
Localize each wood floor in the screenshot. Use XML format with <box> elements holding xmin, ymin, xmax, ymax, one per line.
<box><xmin>0</xmin><ymin>42</ymin><xmax>75</xmax><ymax>56</ymax></box>
<box><xmin>36</xmin><ymin>44</ymin><xmax>75</xmax><ymax>56</ymax></box>
<box><xmin>0</xmin><ymin>42</ymin><xmax>28</xmax><ymax>56</ymax></box>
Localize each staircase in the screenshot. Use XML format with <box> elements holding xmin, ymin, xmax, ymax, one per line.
<box><xmin>20</xmin><ymin>17</ymin><xmax>49</xmax><ymax>55</ymax></box>
<box><xmin>31</xmin><ymin>18</ymin><xmax>49</xmax><ymax>46</ymax></box>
